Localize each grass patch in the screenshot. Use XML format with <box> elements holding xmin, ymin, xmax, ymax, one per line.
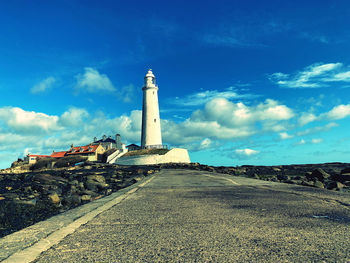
<box><xmin>123</xmin><ymin>148</ymin><xmax>169</xmax><ymax>157</ymax></box>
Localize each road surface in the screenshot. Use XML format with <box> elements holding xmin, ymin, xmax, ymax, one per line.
<box><xmin>10</xmin><ymin>169</ymin><xmax>350</xmax><ymax>262</ymax></box>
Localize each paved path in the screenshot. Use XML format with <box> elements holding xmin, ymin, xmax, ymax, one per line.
<box><xmin>5</xmin><ymin>169</ymin><xmax>350</xmax><ymax>262</ymax></box>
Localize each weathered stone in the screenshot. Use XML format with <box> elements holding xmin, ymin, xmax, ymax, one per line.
<box><xmin>69</xmin><ymin>180</ymin><xmax>79</xmax><ymax>186</ymax></box>
<box><xmin>327</xmin><ymin>181</ymin><xmax>345</xmax><ymax>190</ymax></box>
<box><xmin>313</xmin><ymin>181</ymin><xmax>324</xmax><ymax>188</ymax></box>
<box><xmin>87</xmin><ymin>175</ymin><xmax>106</xmax><ymax>184</ymax></box>
<box><xmin>307</xmin><ymin>168</ymin><xmax>330</xmax><ymax>181</ymax></box>
<box><xmin>81</xmin><ymin>194</ymin><xmax>91</xmax><ymax>202</ymax></box>
<box><xmin>277</xmin><ymin>174</ymin><xmax>290</xmax><ymax>181</ymax></box>
<box><xmin>341</xmin><ymin>168</ymin><xmax>350</xmax><ymax>174</ymax></box>
<box><xmin>48</xmin><ymin>193</ymin><xmax>60</xmax><ymax>205</ymax></box>
<box><xmin>301</xmin><ymin>181</ymin><xmax>314</xmax><ymax>187</ymax></box>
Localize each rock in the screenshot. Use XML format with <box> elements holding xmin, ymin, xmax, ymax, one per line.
<box><xmin>277</xmin><ymin>174</ymin><xmax>290</xmax><ymax>181</ymax></box>
<box><xmin>313</xmin><ymin>180</ymin><xmax>324</xmax><ymax>188</ymax></box>
<box><xmin>339</xmin><ymin>173</ymin><xmax>350</xmax><ymax>182</ymax></box>
<box><xmin>301</xmin><ymin>181</ymin><xmax>314</xmax><ymax>187</ymax></box>
<box><xmin>69</xmin><ymin>180</ymin><xmax>79</xmax><ymax>186</ymax></box>
<box><xmin>341</xmin><ymin>168</ymin><xmax>350</xmax><ymax>174</ymax></box>
<box><xmin>248</xmin><ymin>173</ymin><xmax>260</xmax><ymax>179</ymax></box>
<box><xmin>307</xmin><ymin>168</ymin><xmax>330</xmax><ymax>181</ymax></box>
<box><xmin>85</xmin><ymin>175</ymin><xmax>108</xmax><ymax>191</ymax></box>
<box><xmin>63</xmin><ymin>195</ymin><xmax>81</xmax><ymax>206</ymax></box>
<box><xmin>327</xmin><ymin>181</ymin><xmax>345</xmax><ymax>190</ymax></box>
<box><xmin>81</xmin><ymin>194</ymin><xmax>91</xmax><ymax>202</ymax></box>
<box><xmin>78</xmin><ymin>182</ymin><xmax>85</xmax><ymax>190</ymax></box>
<box><xmin>87</xmin><ymin>175</ymin><xmax>106</xmax><ymax>183</ymax></box>
<box><xmin>48</xmin><ymin>193</ymin><xmax>60</xmax><ymax>205</ymax></box>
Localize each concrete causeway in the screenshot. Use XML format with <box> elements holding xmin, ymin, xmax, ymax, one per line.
<box><xmin>1</xmin><ymin>169</ymin><xmax>350</xmax><ymax>262</ymax></box>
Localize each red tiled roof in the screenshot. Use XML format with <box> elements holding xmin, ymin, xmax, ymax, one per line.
<box><xmin>66</xmin><ymin>144</ymin><xmax>99</xmax><ymax>155</ymax></box>
<box><xmin>51</xmin><ymin>151</ymin><xmax>67</xmax><ymax>158</ymax></box>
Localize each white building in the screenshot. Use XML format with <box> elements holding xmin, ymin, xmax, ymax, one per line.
<box><xmin>92</xmin><ymin>134</ymin><xmax>125</xmax><ymax>150</ymax></box>
<box><xmin>141</xmin><ymin>69</ymin><xmax>163</xmax><ymax>149</ymax></box>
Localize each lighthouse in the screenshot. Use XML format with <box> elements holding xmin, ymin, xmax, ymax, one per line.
<box><xmin>141</xmin><ymin>69</ymin><xmax>162</xmax><ymax>149</ymax></box>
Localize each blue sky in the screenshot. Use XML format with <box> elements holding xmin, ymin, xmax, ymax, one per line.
<box><xmin>1</xmin><ymin>0</ymin><xmax>350</xmax><ymax>168</ymax></box>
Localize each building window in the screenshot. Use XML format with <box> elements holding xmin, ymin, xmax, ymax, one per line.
<box><xmin>154</xmin><ymin>119</ymin><xmax>156</xmax><ymax>122</ymax></box>
<box><xmin>153</xmin><ymin>91</ymin><xmax>154</xmax><ymax>95</ymax></box>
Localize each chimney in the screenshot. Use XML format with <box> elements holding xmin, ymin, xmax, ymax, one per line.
<box><xmin>93</xmin><ymin>137</ymin><xmax>97</xmax><ymax>142</ymax></box>
<box><xmin>102</xmin><ymin>135</ymin><xmax>107</xmax><ymax>141</ymax></box>
<box><xmin>116</xmin><ymin>134</ymin><xmax>122</xmax><ymax>150</ymax></box>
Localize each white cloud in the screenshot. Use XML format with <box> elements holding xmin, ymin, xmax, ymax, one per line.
<box><xmin>324</xmin><ymin>104</ymin><xmax>350</xmax><ymax>120</ymax></box>
<box><xmin>235</xmin><ymin>148</ymin><xmax>259</xmax><ymax>156</ymax></box>
<box><xmin>75</xmin><ymin>68</ymin><xmax>115</xmax><ymax>93</ymax></box>
<box><xmin>202</xmin><ymin>34</ymin><xmax>245</xmax><ymax>47</ymax></box>
<box><xmin>31</xmin><ymin>77</ymin><xmax>56</xmax><ymax>94</ymax></box>
<box><xmin>191</xmin><ymin>98</ymin><xmax>294</xmax><ymax>128</ymax></box>
<box><xmin>295</xmin><ymin>138</ymin><xmax>323</xmax><ymax>146</ymax></box>
<box><xmin>298</xmin><ymin>113</ymin><xmax>317</xmax><ymax>126</ymax></box>
<box><xmin>279</xmin><ymin>132</ymin><xmax>293</xmax><ymax>140</ymax></box>
<box><xmin>0</xmin><ymin>107</ymin><xmax>60</xmax><ymax>134</ymax></box>
<box><xmin>59</xmin><ymin>107</ymin><xmax>89</xmax><ymax>127</ymax></box>
<box><xmin>118</xmin><ymin>84</ymin><xmax>135</xmax><ymax>103</ymax></box>
<box><xmin>199</xmin><ymin>138</ymin><xmax>212</xmax><ymax>150</ymax></box>
<box><xmin>333</xmin><ymin>71</ymin><xmax>350</xmax><ymax>81</ymax></box>
<box><xmin>296</xmin><ymin>139</ymin><xmax>306</xmax><ymax>145</ymax></box>
<box><xmin>296</xmin><ymin>122</ymin><xmax>338</xmax><ymax>136</ymax></box>
<box><xmin>311</xmin><ymin>138</ymin><xmax>323</xmax><ymax>144</ymax></box>
<box><xmin>167</xmin><ymin>87</ymin><xmax>257</xmax><ymax>107</ymax></box>
<box><xmin>270</xmin><ymin>62</ymin><xmax>347</xmax><ymax>88</ymax></box>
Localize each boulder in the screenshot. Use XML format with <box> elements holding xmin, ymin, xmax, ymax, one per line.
<box><xmin>327</xmin><ymin>181</ymin><xmax>345</xmax><ymax>190</ymax></box>
<box><xmin>341</xmin><ymin>168</ymin><xmax>350</xmax><ymax>174</ymax></box>
<box><xmin>63</xmin><ymin>195</ymin><xmax>81</xmax><ymax>206</ymax></box>
<box><xmin>81</xmin><ymin>194</ymin><xmax>91</xmax><ymax>202</ymax></box>
<box><xmin>85</xmin><ymin>175</ymin><xmax>108</xmax><ymax>191</ymax></box>
<box><xmin>277</xmin><ymin>174</ymin><xmax>290</xmax><ymax>181</ymax></box>
<box><xmin>313</xmin><ymin>180</ymin><xmax>324</xmax><ymax>188</ymax></box>
<box><xmin>301</xmin><ymin>181</ymin><xmax>314</xmax><ymax>187</ymax></box>
<box><xmin>306</xmin><ymin>168</ymin><xmax>330</xmax><ymax>181</ymax></box>
<box><xmin>48</xmin><ymin>193</ymin><xmax>60</xmax><ymax>205</ymax></box>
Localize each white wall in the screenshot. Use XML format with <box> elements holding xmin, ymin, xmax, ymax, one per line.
<box><xmin>115</xmin><ymin>148</ymin><xmax>190</xmax><ymax>165</ymax></box>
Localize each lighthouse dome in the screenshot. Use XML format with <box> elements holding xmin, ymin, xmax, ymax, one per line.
<box><xmin>145</xmin><ymin>69</ymin><xmax>155</xmax><ymax>78</ymax></box>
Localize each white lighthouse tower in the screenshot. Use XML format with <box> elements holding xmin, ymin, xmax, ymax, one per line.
<box><xmin>141</xmin><ymin>69</ymin><xmax>162</xmax><ymax>149</ymax></box>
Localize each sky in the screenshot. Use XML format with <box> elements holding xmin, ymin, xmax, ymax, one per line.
<box><xmin>1</xmin><ymin>0</ymin><xmax>350</xmax><ymax>168</ymax></box>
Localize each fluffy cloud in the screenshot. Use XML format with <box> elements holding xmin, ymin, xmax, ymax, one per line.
<box><xmin>279</xmin><ymin>132</ymin><xmax>293</xmax><ymax>140</ymax></box>
<box><xmin>235</xmin><ymin>148</ymin><xmax>259</xmax><ymax>156</ymax></box>
<box><xmin>324</xmin><ymin>104</ymin><xmax>350</xmax><ymax>120</ymax></box>
<box><xmin>167</xmin><ymin>87</ymin><xmax>257</xmax><ymax>107</ymax></box>
<box><xmin>298</xmin><ymin>113</ymin><xmax>317</xmax><ymax>126</ymax></box>
<box><xmin>311</xmin><ymin>138</ymin><xmax>323</xmax><ymax>144</ymax></box>
<box><xmin>59</xmin><ymin>107</ymin><xmax>89</xmax><ymax>127</ymax></box>
<box><xmin>191</xmin><ymin>98</ymin><xmax>293</xmax><ymax>127</ymax></box>
<box><xmin>31</xmin><ymin>77</ymin><xmax>56</xmax><ymax>94</ymax></box>
<box><xmin>269</xmin><ymin>62</ymin><xmax>350</xmax><ymax>88</ymax></box>
<box><xmin>75</xmin><ymin>68</ymin><xmax>115</xmax><ymax>93</ymax></box>
<box><xmin>0</xmin><ymin>107</ymin><xmax>60</xmax><ymax>134</ymax></box>
<box><xmin>296</xmin><ymin>122</ymin><xmax>338</xmax><ymax>136</ymax></box>
<box><xmin>295</xmin><ymin>138</ymin><xmax>323</xmax><ymax>145</ymax></box>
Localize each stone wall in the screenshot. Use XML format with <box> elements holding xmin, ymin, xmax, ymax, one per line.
<box><xmin>115</xmin><ymin>148</ymin><xmax>190</xmax><ymax>165</ymax></box>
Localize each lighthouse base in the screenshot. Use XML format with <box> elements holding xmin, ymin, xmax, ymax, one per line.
<box><xmin>115</xmin><ymin>148</ymin><xmax>190</xmax><ymax>166</ymax></box>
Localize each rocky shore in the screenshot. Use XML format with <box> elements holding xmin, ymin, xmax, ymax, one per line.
<box><xmin>0</xmin><ymin>162</ymin><xmax>158</xmax><ymax>238</ymax></box>
<box><xmin>1</xmin><ymin>161</ymin><xmax>349</xmax><ymax>238</ymax></box>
